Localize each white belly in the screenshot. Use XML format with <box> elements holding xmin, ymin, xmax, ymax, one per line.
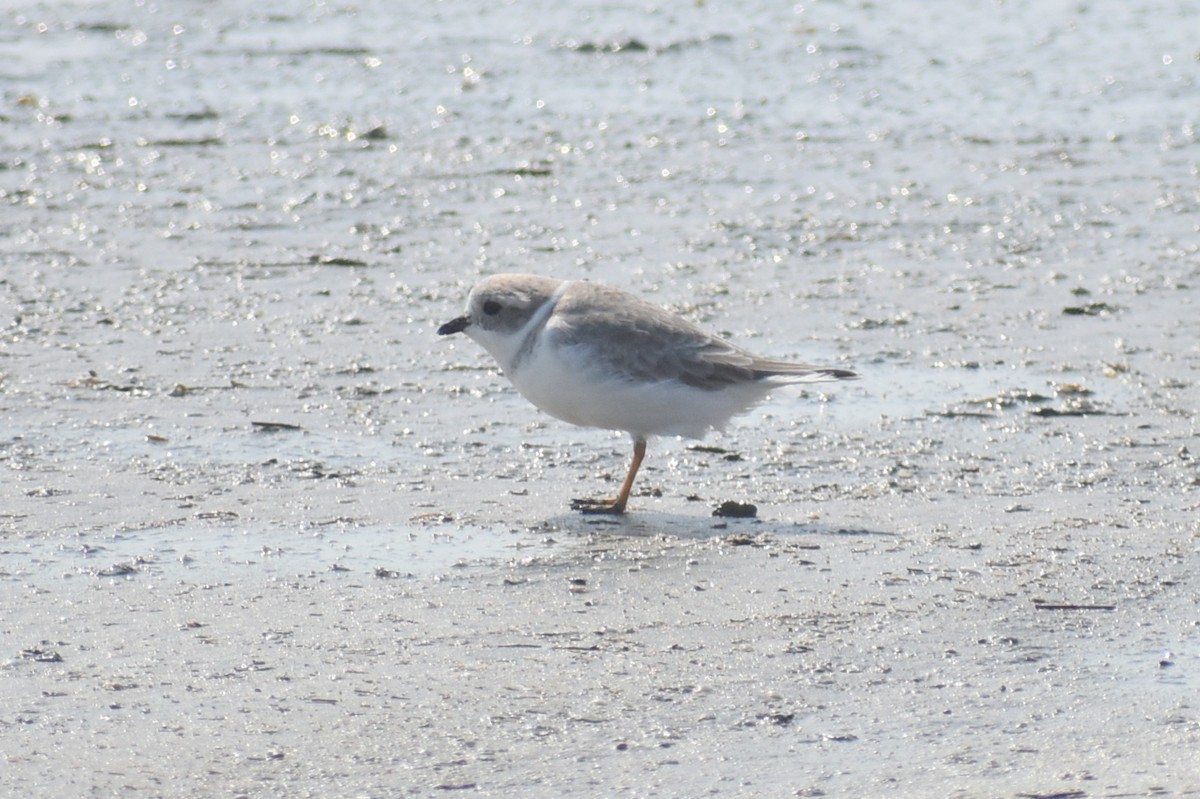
<box><xmin>507</xmin><ymin>340</ymin><xmax>773</xmax><ymax>439</ymax></box>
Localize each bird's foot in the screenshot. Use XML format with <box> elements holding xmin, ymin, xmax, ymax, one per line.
<box><xmin>570</xmin><ymin>497</ymin><xmax>628</xmax><ymax>515</ymax></box>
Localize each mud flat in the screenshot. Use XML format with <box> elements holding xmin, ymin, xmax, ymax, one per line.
<box><xmin>2</xmin><ymin>0</ymin><xmax>1199</xmax><ymax>796</ymax></box>
<box><xmin>3</xmin><ymin>489</ymin><xmax>1198</xmax><ymax>796</ymax></box>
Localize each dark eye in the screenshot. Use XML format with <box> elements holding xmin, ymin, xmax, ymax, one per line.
<box><xmin>482</xmin><ymin>300</ymin><xmax>501</xmax><ymax>316</ymax></box>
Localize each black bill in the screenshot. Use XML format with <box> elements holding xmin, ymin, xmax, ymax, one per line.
<box><xmin>437</xmin><ymin>316</ymin><xmax>470</xmax><ymax>335</ymax></box>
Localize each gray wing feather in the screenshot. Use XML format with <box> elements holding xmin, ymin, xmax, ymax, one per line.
<box><xmin>549</xmin><ymin>284</ymin><xmax>854</xmax><ymax>391</ymax></box>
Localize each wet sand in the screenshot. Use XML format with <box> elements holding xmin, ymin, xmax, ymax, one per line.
<box><xmin>3</xmin><ymin>0</ymin><xmax>1199</xmax><ymax>796</ymax></box>
<box><xmin>4</xmin><ymin>494</ymin><xmax>1198</xmax><ymax>796</ymax></box>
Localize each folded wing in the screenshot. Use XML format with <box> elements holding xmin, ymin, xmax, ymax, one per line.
<box><xmin>549</xmin><ymin>284</ymin><xmax>857</xmax><ymax>391</ymax></box>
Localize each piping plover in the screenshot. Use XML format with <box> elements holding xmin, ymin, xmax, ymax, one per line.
<box><xmin>438</xmin><ymin>274</ymin><xmax>857</xmax><ymax>514</ymax></box>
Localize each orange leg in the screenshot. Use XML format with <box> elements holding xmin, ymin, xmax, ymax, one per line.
<box><xmin>571</xmin><ymin>437</ymin><xmax>647</xmax><ymax>515</ymax></box>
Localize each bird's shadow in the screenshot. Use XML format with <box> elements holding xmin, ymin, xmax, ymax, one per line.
<box><xmin>536</xmin><ymin>507</ymin><xmax>893</xmax><ymax>542</ymax></box>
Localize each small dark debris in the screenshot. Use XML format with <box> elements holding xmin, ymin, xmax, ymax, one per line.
<box><xmin>195</xmin><ymin>510</ymin><xmax>239</xmax><ymax>521</ymax></box>
<box><xmin>21</xmin><ymin>648</ymin><xmax>63</xmax><ymax>663</ymax></box>
<box><xmin>1062</xmin><ymin>302</ymin><xmax>1118</xmax><ymax>316</ymax></box>
<box><xmin>573</xmin><ymin>38</ymin><xmax>650</xmax><ymax>53</ymax></box>
<box><xmin>335</xmin><ymin>363</ymin><xmax>376</xmax><ymax>375</ymax></box>
<box><xmin>978</xmin><ymin>636</ymin><xmax>1020</xmax><ymax>646</ymax></box>
<box><xmin>434</xmin><ymin>783</ymin><xmax>478</xmax><ymax>791</ymax></box>
<box><xmin>927</xmin><ymin>409</ymin><xmax>995</xmax><ymax>419</ymax></box>
<box><xmin>97</xmin><ymin>561</ymin><xmax>142</xmax><ymax>577</ymax></box>
<box><xmin>713</xmin><ymin>500</ymin><xmax>757</xmax><ymax>518</ymax></box>
<box><xmin>148</xmin><ymin>136</ymin><xmax>222</xmax><ymax>148</ymax></box>
<box><xmin>507</xmin><ymin>165</ymin><xmax>552</xmax><ymax>177</ymax></box>
<box><xmin>849</xmin><ymin>316</ymin><xmax>908</xmax><ymax>330</ymax></box>
<box><xmin>310</xmin><ymin>254</ymin><xmax>368</xmax><ymax>268</ymax></box>
<box><xmin>251</xmin><ymin>420</ymin><xmax>302</xmax><ymax>432</ymax></box>
<box><xmin>756</xmin><ymin>712</ymin><xmax>795</xmax><ymax>726</ymax></box>
<box><xmin>25</xmin><ymin>487</ymin><xmax>68</xmax><ymax>498</ymax></box>
<box><xmin>1033</xmin><ymin>601</ymin><xmax>1115</xmax><ymax>611</ymax></box>
<box><xmin>410</xmin><ymin>511</ymin><xmax>455</xmax><ymax>524</ymax></box>
<box><xmin>1029</xmin><ymin>402</ymin><xmax>1108</xmax><ymax>417</ymax></box>
<box><xmin>166</xmin><ymin>108</ymin><xmax>219</xmax><ymax>122</ymax></box>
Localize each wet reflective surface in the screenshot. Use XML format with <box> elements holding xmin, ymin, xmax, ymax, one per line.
<box><xmin>2</xmin><ymin>1</ymin><xmax>1198</xmax><ymax>794</ymax></box>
